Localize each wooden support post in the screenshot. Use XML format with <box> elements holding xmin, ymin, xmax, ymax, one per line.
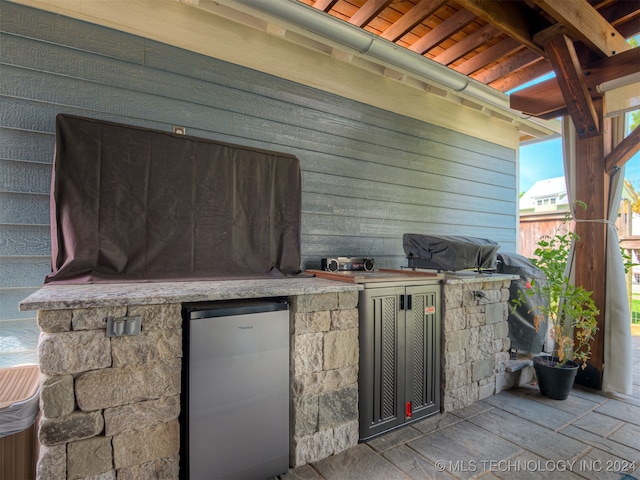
<box><xmin>573</xmin><ymin>100</ymin><xmax>610</xmax><ymax>389</ymax></box>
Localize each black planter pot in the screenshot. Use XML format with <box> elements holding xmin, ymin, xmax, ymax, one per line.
<box><xmin>533</xmin><ymin>355</ymin><xmax>579</xmax><ymax>400</ymax></box>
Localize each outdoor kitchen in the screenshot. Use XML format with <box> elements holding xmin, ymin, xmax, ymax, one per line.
<box><xmin>15</xmin><ymin>114</ymin><xmax>519</xmax><ymax>479</ymax></box>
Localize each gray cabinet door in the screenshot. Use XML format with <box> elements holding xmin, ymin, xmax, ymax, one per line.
<box><xmin>359</xmin><ymin>283</ymin><xmax>441</xmax><ymax>440</ymax></box>
<box><xmin>405</xmin><ymin>285</ymin><xmax>441</xmax><ymax>421</ymax></box>
<box><xmin>358</xmin><ymin>286</ymin><xmax>405</xmax><ymax>440</ymax></box>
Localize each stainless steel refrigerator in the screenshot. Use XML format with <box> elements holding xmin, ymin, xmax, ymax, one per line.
<box><xmin>183</xmin><ymin>299</ymin><xmax>290</xmax><ymax>479</ymax></box>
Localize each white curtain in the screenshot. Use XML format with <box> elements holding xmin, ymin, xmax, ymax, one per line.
<box><xmin>561</xmin><ymin>116</ymin><xmax>632</xmax><ymax>395</ymax></box>
<box><xmin>603</xmin><ymin>119</ymin><xmax>632</xmax><ymax>394</ymax></box>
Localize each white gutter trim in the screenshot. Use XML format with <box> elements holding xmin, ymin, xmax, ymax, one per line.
<box><xmin>230</xmin><ymin>0</ymin><xmax>514</xmax><ymax>112</ymax></box>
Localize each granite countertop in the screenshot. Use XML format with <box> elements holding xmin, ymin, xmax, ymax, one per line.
<box><xmin>19</xmin><ymin>277</ymin><xmax>363</xmax><ymax>311</ymax></box>
<box><xmin>442</xmin><ymin>272</ymin><xmax>519</xmax><ymax>284</ymax></box>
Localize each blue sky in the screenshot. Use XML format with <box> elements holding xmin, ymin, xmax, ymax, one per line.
<box><xmin>519</xmin><ymin>132</ymin><xmax>640</xmax><ymax>195</ymax></box>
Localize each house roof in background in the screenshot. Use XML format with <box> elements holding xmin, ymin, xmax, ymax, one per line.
<box><xmin>519</xmin><ymin>176</ymin><xmax>568</xmax><ymax>210</ymax></box>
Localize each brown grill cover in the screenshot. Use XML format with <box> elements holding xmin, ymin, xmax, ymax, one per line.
<box><xmin>46</xmin><ymin>114</ymin><xmax>302</xmax><ymax>284</ymax></box>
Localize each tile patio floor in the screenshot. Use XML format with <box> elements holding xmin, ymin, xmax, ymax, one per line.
<box><xmin>282</xmin><ymin>329</ymin><xmax>640</xmax><ymax>479</ymax></box>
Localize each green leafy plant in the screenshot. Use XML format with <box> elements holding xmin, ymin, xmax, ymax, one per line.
<box><xmin>513</xmin><ymin>201</ymin><xmax>599</xmax><ymax>368</ymax></box>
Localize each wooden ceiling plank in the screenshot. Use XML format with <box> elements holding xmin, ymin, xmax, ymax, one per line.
<box><xmin>531</xmin><ymin>0</ymin><xmax>630</xmax><ymax>57</ymax></box>
<box><xmin>510</xmin><ymin>46</ymin><xmax>640</xmax><ymax>116</ymax></box>
<box><xmin>598</xmin><ymin>0</ymin><xmax>640</xmax><ymax>27</ymax></box>
<box><xmin>605</xmin><ymin>125</ymin><xmax>640</xmax><ymax>174</ymax></box>
<box><xmin>542</xmin><ymin>33</ymin><xmax>599</xmax><ymax>137</ymax></box>
<box><xmin>615</xmin><ymin>16</ymin><xmax>640</xmax><ymax>39</ymax></box>
<box><xmin>380</xmin><ymin>0</ymin><xmax>447</xmax><ymax>42</ymax></box>
<box><xmin>432</xmin><ymin>23</ymin><xmax>500</xmax><ymax>65</ymax></box>
<box><xmin>409</xmin><ymin>8</ymin><xmax>476</xmax><ymax>54</ymax></box>
<box><xmin>455</xmin><ymin>36</ymin><xmax>522</xmax><ymax>75</ymax></box>
<box><xmin>486</xmin><ymin>57</ymin><xmax>552</xmax><ymax>92</ymax></box>
<box><xmin>476</xmin><ymin>49</ymin><xmax>544</xmax><ymax>84</ymax></box>
<box><xmin>348</xmin><ymin>0</ymin><xmax>394</xmax><ymax>27</ymax></box>
<box><xmin>312</xmin><ymin>0</ymin><xmax>339</xmax><ymax>12</ymax></box>
<box><xmin>455</xmin><ymin>0</ymin><xmax>548</xmax><ymax>57</ymax></box>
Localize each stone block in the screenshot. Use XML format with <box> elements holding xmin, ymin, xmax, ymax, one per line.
<box><xmin>466</xmin><ymin>313</ymin><xmax>484</xmax><ymax>329</ymax></box>
<box><xmin>323</xmin><ymin>328</ymin><xmax>358</xmax><ymax>370</ymax></box>
<box><xmin>75</xmin><ymin>358</ymin><xmax>181</xmax><ymax>411</ymax></box>
<box><xmin>72</xmin><ymin>306</ymin><xmax>127</xmax><ymax>331</ymax></box>
<box><xmin>291</xmin><ymin>429</ymin><xmax>334</xmax><ymax>467</ymax></box>
<box><xmin>338</xmin><ymin>291</ymin><xmax>359</xmax><ymax>310</ymax></box>
<box><xmin>330</xmin><ymin>308</ymin><xmax>358</xmax><ymax>331</ymax></box>
<box><xmin>502</xmin><ymin>287</ymin><xmax>511</xmax><ymax>302</ymax></box>
<box><xmin>465</xmin><ymin>346</ymin><xmax>482</xmax><ymax>362</ymax></box>
<box><xmin>127</xmin><ymin>304</ymin><xmax>182</xmax><ymax>330</ymax></box>
<box><xmin>485</xmin><ymin>302</ymin><xmax>505</xmax><ymax>325</ymax></box>
<box><xmin>443</xmin><ymin>307</ymin><xmax>465</xmax><ymax>332</ymax></box>
<box><xmin>494</xmin><ymin>351</ymin><xmax>510</xmax><ymax>374</ymax></box>
<box><xmin>318</xmin><ymin>385</ymin><xmax>358</xmax><ymax>429</ymax></box>
<box><xmin>104</xmin><ymin>395</ymin><xmax>180</xmax><ymax>436</ymax></box>
<box><xmin>442</xmin><ymin>383</ymin><xmax>478</xmax><ymax>412</ymax></box>
<box><xmin>291</xmin><ymin>333</ymin><xmax>323</xmax><ymax>376</ymax></box>
<box><xmin>67</xmin><ymin>436</ymin><xmax>113</xmax><ymax>480</ymax></box>
<box><xmin>116</xmin><ymin>454</ymin><xmax>180</xmax><ymax>480</ymax></box>
<box><xmin>111</xmin><ymin>329</ymin><xmax>182</xmax><ymax>367</ymax></box>
<box><xmin>482</xmin><ymin>289</ymin><xmax>503</xmax><ymax>304</ymax></box>
<box><xmin>38</xmin><ymin>310</ymin><xmax>72</xmax><ymax>333</ymax></box>
<box><xmin>493</xmin><ymin>321</ymin><xmax>509</xmax><ymax>340</ymax></box>
<box><xmin>41</xmin><ymin>374</ymin><xmax>75</xmax><ymax>418</ymax></box>
<box><xmin>293</xmin><ymin>311</ymin><xmax>331</xmax><ymax>334</ymax></box>
<box><xmin>37</xmin><ymin>444</ymin><xmax>66</xmax><ymax>479</ymax></box>
<box><xmin>39</xmin><ymin>330</ymin><xmax>111</xmax><ymax>376</ymax></box>
<box><xmin>292</xmin><ymin>294</ymin><xmax>338</xmax><ymax>314</ymax></box>
<box><xmin>443</xmin><ymin>329</ymin><xmax>470</xmax><ymax>354</ymax></box>
<box><xmin>112</xmin><ymin>420</ymin><xmax>179</xmax><ymax>469</ymax></box>
<box><xmin>443</xmin><ymin>285</ymin><xmax>463</xmax><ymax>309</ymax></box>
<box><xmin>444</xmin><ymin>363</ymin><xmax>470</xmax><ymax>389</ymax></box>
<box><xmin>39</xmin><ymin>410</ymin><xmax>104</xmax><ymax>446</ymax></box>
<box><xmin>292</xmin><ymin>395</ymin><xmax>319</xmax><ymax>437</ymax></box>
<box><xmin>291</xmin><ymin>365</ymin><xmax>358</xmax><ymax>397</ymax></box>
<box><xmin>332</xmin><ymin>420</ymin><xmax>359</xmax><ymax>455</ymax></box>
<box><xmin>472</xmin><ymin>357</ymin><xmax>494</xmax><ymax>382</ymax></box>
<box><xmin>478</xmin><ymin>381</ymin><xmax>495</xmax><ymax>400</ymax></box>
<box><xmin>443</xmin><ymin>349</ymin><xmax>465</xmax><ymax>367</ymax></box>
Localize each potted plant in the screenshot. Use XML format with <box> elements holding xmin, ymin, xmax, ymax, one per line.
<box><xmin>513</xmin><ymin>202</ymin><xmax>599</xmax><ymax>400</ymax></box>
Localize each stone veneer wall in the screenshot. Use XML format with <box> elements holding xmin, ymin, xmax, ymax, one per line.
<box><xmin>33</xmin><ymin>292</ymin><xmax>360</xmax><ymax>479</ymax></box>
<box><xmin>36</xmin><ymin>304</ymin><xmax>183</xmax><ymax>479</ymax></box>
<box><xmin>288</xmin><ymin>291</ymin><xmax>360</xmax><ymax>467</ymax></box>
<box><xmin>441</xmin><ymin>279</ymin><xmax>512</xmax><ymax>411</ymax></box>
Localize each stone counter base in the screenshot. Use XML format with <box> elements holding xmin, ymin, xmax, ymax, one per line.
<box><xmin>441</xmin><ymin>279</ymin><xmax>512</xmax><ymax>411</ymax></box>
<box><xmin>34</xmin><ymin>292</ymin><xmax>360</xmax><ymax>479</ymax></box>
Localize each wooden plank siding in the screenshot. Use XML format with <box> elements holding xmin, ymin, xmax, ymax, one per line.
<box><xmin>0</xmin><ymin>1</ymin><xmax>517</xmax><ymax>367</ymax></box>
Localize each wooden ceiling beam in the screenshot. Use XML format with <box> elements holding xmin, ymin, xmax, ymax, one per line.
<box><xmin>531</xmin><ymin>0</ymin><xmax>630</xmax><ymax>57</ymax></box>
<box><xmin>605</xmin><ymin>126</ymin><xmax>640</xmax><ymax>174</ymax></box>
<box><xmin>312</xmin><ymin>0</ymin><xmax>339</xmax><ymax>12</ymax></box>
<box><xmin>409</xmin><ymin>8</ymin><xmax>476</xmax><ymax>54</ymax></box>
<box><xmin>510</xmin><ymin>46</ymin><xmax>640</xmax><ymax>116</ymax></box>
<box><xmin>488</xmin><ymin>58</ymin><xmax>552</xmax><ymax>92</ymax></box>
<box><xmin>380</xmin><ymin>0</ymin><xmax>446</xmax><ymax>42</ymax></box>
<box><xmin>477</xmin><ymin>50</ymin><xmax>546</xmax><ymax>86</ymax></box>
<box><xmin>432</xmin><ymin>23</ymin><xmax>500</xmax><ymax>65</ymax></box>
<box><xmin>542</xmin><ymin>33</ymin><xmax>599</xmax><ymax>138</ymax></box>
<box><xmin>455</xmin><ymin>0</ymin><xmax>548</xmax><ymax>57</ymax></box>
<box><xmin>348</xmin><ymin>0</ymin><xmax>393</xmax><ymax>28</ymax></box>
<box><xmin>455</xmin><ymin>37</ymin><xmax>522</xmax><ymax>75</ymax></box>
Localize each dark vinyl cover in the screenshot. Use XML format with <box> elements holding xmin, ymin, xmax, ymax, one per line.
<box><xmin>403</xmin><ymin>234</ymin><xmax>499</xmax><ymax>271</ymax></box>
<box><xmin>497</xmin><ymin>252</ymin><xmax>548</xmax><ymax>353</ymax></box>
<box><xmin>45</xmin><ymin>114</ymin><xmax>302</xmax><ymax>284</ymax></box>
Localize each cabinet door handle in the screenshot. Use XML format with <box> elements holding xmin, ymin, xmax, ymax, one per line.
<box><xmin>407</xmin><ymin>294</ymin><xmax>412</xmax><ymax>310</ymax></box>
<box><xmin>400</xmin><ymin>294</ymin><xmax>405</xmax><ymax>310</ymax></box>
